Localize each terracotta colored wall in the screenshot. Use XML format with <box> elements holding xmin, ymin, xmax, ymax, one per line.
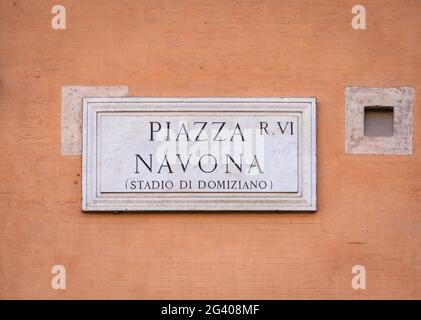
<box><xmin>0</xmin><ymin>0</ymin><xmax>420</xmax><ymax>299</ymax></box>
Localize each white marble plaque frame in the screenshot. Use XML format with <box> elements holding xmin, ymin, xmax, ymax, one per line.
<box><xmin>82</xmin><ymin>98</ymin><xmax>316</xmax><ymax>212</ymax></box>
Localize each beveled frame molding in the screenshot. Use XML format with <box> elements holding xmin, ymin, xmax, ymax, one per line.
<box><xmin>82</xmin><ymin>98</ymin><xmax>316</xmax><ymax>212</ymax></box>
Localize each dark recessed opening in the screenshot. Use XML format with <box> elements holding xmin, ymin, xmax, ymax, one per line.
<box><xmin>364</xmin><ymin>106</ymin><xmax>394</xmax><ymax>137</ymax></box>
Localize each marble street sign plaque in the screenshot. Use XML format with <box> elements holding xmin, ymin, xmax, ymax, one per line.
<box><xmin>82</xmin><ymin>98</ymin><xmax>316</xmax><ymax>211</ymax></box>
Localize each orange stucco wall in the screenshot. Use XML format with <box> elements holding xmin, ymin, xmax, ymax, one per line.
<box><xmin>0</xmin><ymin>0</ymin><xmax>420</xmax><ymax>299</ymax></box>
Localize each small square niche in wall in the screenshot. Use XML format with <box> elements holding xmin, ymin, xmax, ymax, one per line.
<box><xmin>345</xmin><ymin>87</ymin><xmax>414</xmax><ymax>155</ymax></box>
<box><xmin>364</xmin><ymin>106</ymin><xmax>394</xmax><ymax>137</ymax></box>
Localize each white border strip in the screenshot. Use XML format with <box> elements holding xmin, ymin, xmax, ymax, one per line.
<box><xmin>82</xmin><ymin>97</ymin><xmax>316</xmax><ymax>212</ymax></box>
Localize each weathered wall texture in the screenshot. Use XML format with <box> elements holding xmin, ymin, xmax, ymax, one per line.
<box><xmin>0</xmin><ymin>0</ymin><xmax>420</xmax><ymax>299</ymax></box>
